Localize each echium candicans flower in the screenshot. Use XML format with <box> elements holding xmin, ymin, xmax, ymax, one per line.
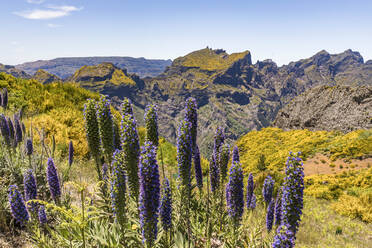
<box><xmin>280</xmin><ymin>152</ymin><xmax>304</xmax><ymax>235</ymax></box>
<box><xmin>272</xmin><ymin>224</ymin><xmax>295</xmax><ymax>248</ymax></box>
<box><xmin>83</xmin><ymin>99</ymin><xmax>101</xmax><ymax>161</ymax></box>
<box><xmin>111</xmin><ymin>150</ymin><xmax>126</xmax><ymax>225</ymax></box>
<box><xmin>209</xmin><ymin>154</ymin><xmax>220</xmax><ymax>194</ymax></box>
<box><xmin>262</xmin><ymin>175</ymin><xmax>274</xmax><ymax>205</ymax></box>
<box><xmin>246</xmin><ymin>173</ymin><xmax>254</xmax><ymax>209</ymax></box>
<box><xmin>160</xmin><ymin>178</ymin><xmax>172</xmax><ymax>232</ymax></box>
<box><xmin>0</xmin><ymin>114</ymin><xmax>11</xmax><ymax>147</ymax></box>
<box><xmin>97</xmin><ymin>96</ymin><xmax>115</xmax><ymax>162</ymax></box>
<box><xmin>25</xmin><ymin>138</ymin><xmax>33</xmax><ymax>156</ymax></box>
<box><xmin>7</xmin><ymin>117</ymin><xmax>15</xmax><ymax>145</ymax></box>
<box><xmin>194</xmin><ymin>145</ymin><xmax>203</xmax><ymax>189</ymax></box>
<box><xmin>266</xmin><ymin>199</ymin><xmax>275</xmax><ymax>232</ymax></box>
<box><xmin>139</xmin><ymin>141</ymin><xmax>160</xmax><ymax>247</ymax></box>
<box><xmin>46</xmin><ymin>158</ymin><xmax>61</xmax><ymax>203</ymax></box>
<box><xmin>213</xmin><ymin>127</ymin><xmax>224</xmax><ymax>161</ymax></box>
<box><xmin>2</xmin><ymin>88</ymin><xmax>8</xmax><ymax>109</ymax></box>
<box><xmin>68</xmin><ymin>140</ymin><xmax>74</xmax><ymax>166</ymax></box>
<box><xmin>226</xmin><ymin>160</ymin><xmax>244</xmax><ymax>226</ymax></box>
<box><xmin>184</xmin><ymin>97</ymin><xmax>197</xmax><ymax>151</ymax></box>
<box><xmin>232</xmin><ymin>146</ymin><xmax>240</xmax><ymax>164</ymax></box>
<box><xmin>8</xmin><ymin>185</ymin><xmax>29</xmax><ymax>226</ymax></box>
<box><xmin>24</xmin><ymin>169</ymin><xmax>37</xmax><ymax>212</ymax></box>
<box><xmin>121</xmin><ymin>98</ymin><xmax>134</xmax><ymax>117</ymax></box>
<box><xmin>219</xmin><ymin>143</ymin><xmax>230</xmax><ymax>184</ymax></box>
<box><xmin>144</xmin><ymin>104</ymin><xmax>159</xmax><ymax>147</ymax></box>
<box><xmin>274</xmin><ymin>187</ymin><xmax>283</xmax><ymax>226</ymax></box>
<box><xmin>14</xmin><ymin>114</ymin><xmax>23</xmax><ymax>144</ymax></box>
<box><xmin>249</xmin><ymin>194</ymin><xmax>256</xmax><ymax>209</ymax></box>
<box><xmin>113</xmin><ymin>122</ymin><xmax>122</xmax><ymax>150</ymax></box>
<box><xmin>177</xmin><ymin>119</ymin><xmax>193</xmax><ymax>191</ymax></box>
<box><xmin>120</xmin><ymin>114</ymin><xmax>140</xmax><ymax>199</ymax></box>
<box><xmin>38</xmin><ymin>205</ymin><xmax>47</xmax><ymax>224</ymax></box>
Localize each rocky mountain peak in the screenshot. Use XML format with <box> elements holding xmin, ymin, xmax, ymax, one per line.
<box><xmin>33</xmin><ymin>69</ymin><xmax>61</xmax><ymax>84</ymax></box>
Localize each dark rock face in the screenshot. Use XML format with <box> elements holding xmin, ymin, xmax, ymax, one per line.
<box><xmin>16</xmin><ymin>57</ymin><xmax>172</xmax><ymax>79</ymax></box>
<box><xmin>274</xmin><ymin>85</ymin><xmax>372</xmax><ymax>132</ymax></box>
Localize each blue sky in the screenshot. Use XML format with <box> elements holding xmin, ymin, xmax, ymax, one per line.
<box><xmin>2</xmin><ymin>0</ymin><xmax>372</xmax><ymax>65</ymax></box>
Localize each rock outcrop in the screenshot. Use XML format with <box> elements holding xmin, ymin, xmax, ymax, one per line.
<box><xmin>33</xmin><ymin>69</ymin><xmax>61</xmax><ymax>84</ymax></box>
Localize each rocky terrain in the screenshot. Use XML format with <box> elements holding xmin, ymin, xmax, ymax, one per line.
<box><xmin>3</xmin><ymin>48</ymin><xmax>372</xmax><ymax>155</ymax></box>
<box><xmin>32</xmin><ymin>69</ymin><xmax>61</xmax><ymax>84</ymax></box>
<box><xmin>274</xmin><ymin>85</ymin><xmax>372</xmax><ymax>132</ymax></box>
<box><xmin>16</xmin><ymin>56</ymin><xmax>172</xmax><ymax>79</ymax></box>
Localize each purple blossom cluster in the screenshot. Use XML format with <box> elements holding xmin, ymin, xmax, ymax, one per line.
<box><xmin>97</xmin><ymin>96</ymin><xmax>115</xmax><ymax>161</ymax></box>
<box><xmin>219</xmin><ymin>144</ymin><xmax>230</xmax><ymax>184</ymax></box>
<box><xmin>184</xmin><ymin>97</ymin><xmax>197</xmax><ymax>151</ymax></box>
<box><xmin>232</xmin><ymin>146</ymin><xmax>240</xmax><ymax>164</ymax></box>
<box><xmin>26</xmin><ymin>138</ymin><xmax>33</xmax><ymax>156</ymax></box>
<box><xmin>0</xmin><ymin>114</ymin><xmax>11</xmax><ymax>147</ymax></box>
<box><xmin>8</xmin><ymin>185</ymin><xmax>29</xmax><ymax>226</ymax></box>
<box><xmin>139</xmin><ymin>141</ymin><xmax>160</xmax><ymax>246</ymax></box>
<box><xmin>144</xmin><ymin>104</ymin><xmax>159</xmax><ymax>147</ymax></box>
<box><xmin>246</xmin><ymin>173</ymin><xmax>256</xmax><ymax>210</ymax></box>
<box><xmin>281</xmin><ymin>152</ymin><xmax>304</xmax><ymax>234</ymax></box>
<box><xmin>14</xmin><ymin>114</ymin><xmax>23</xmax><ymax>145</ymax></box>
<box><xmin>68</xmin><ymin>140</ymin><xmax>74</xmax><ymax>166</ymax></box>
<box><xmin>111</xmin><ymin>150</ymin><xmax>127</xmax><ymax>225</ymax></box>
<box><xmin>226</xmin><ymin>160</ymin><xmax>244</xmax><ymax>225</ymax></box>
<box><xmin>262</xmin><ymin>175</ymin><xmax>274</xmax><ymax>204</ymax></box>
<box><xmin>83</xmin><ymin>99</ymin><xmax>101</xmax><ymax>162</ymax></box>
<box><xmin>38</xmin><ymin>205</ymin><xmax>47</xmax><ymax>224</ymax></box>
<box><xmin>273</xmin><ymin>152</ymin><xmax>304</xmax><ymax>247</ymax></box>
<box><xmin>193</xmin><ymin>145</ymin><xmax>203</xmax><ymax>189</ymax></box>
<box><xmin>120</xmin><ymin>113</ymin><xmax>140</xmax><ymax>199</ymax></box>
<box><xmin>274</xmin><ymin>188</ymin><xmax>283</xmax><ymax>226</ymax></box>
<box><xmin>121</xmin><ymin>98</ymin><xmax>134</xmax><ymax>116</ymax></box>
<box><xmin>46</xmin><ymin>158</ymin><xmax>61</xmax><ymax>203</ymax></box>
<box><xmin>266</xmin><ymin>200</ymin><xmax>275</xmax><ymax>232</ymax></box>
<box><xmin>160</xmin><ymin>178</ymin><xmax>172</xmax><ymax>232</ymax></box>
<box><xmin>209</xmin><ymin>154</ymin><xmax>220</xmax><ymax>194</ymax></box>
<box><xmin>7</xmin><ymin>117</ymin><xmax>15</xmax><ymax>145</ymax></box>
<box><xmin>177</xmin><ymin>119</ymin><xmax>193</xmax><ymax>190</ymax></box>
<box><xmin>24</xmin><ymin>169</ymin><xmax>37</xmax><ymax>212</ymax></box>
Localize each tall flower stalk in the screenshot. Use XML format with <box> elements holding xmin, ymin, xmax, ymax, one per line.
<box><xmin>262</xmin><ymin>175</ymin><xmax>274</xmax><ymax>205</ymax></box>
<box><xmin>184</xmin><ymin>97</ymin><xmax>197</xmax><ymax>151</ymax></box>
<box><xmin>8</xmin><ymin>185</ymin><xmax>29</xmax><ymax>226</ymax></box>
<box><xmin>232</xmin><ymin>146</ymin><xmax>240</xmax><ymax>164</ymax></box>
<box><xmin>246</xmin><ymin>173</ymin><xmax>255</xmax><ymax>210</ymax></box>
<box><xmin>111</xmin><ymin>150</ymin><xmax>127</xmax><ymax>226</ymax></box>
<box><xmin>219</xmin><ymin>143</ymin><xmax>230</xmax><ymax>184</ymax></box>
<box><xmin>209</xmin><ymin>155</ymin><xmax>219</xmax><ymax>194</ymax></box>
<box><xmin>266</xmin><ymin>200</ymin><xmax>275</xmax><ymax>232</ymax></box>
<box><xmin>120</xmin><ymin>114</ymin><xmax>140</xmax><ymax>200</ymax></box>
<box><xmin>84</xmin><ymin>99</ymin><xmax>102</xmax><ymax>179</ymax></box>
<box><xmin>273</xmin><ymin>152</ymin><xmax>304</xmax><ymax>247</ymax></box>
<box><xmin>46</xmin><ymin>158</ymin><xmax>61</xmax><ymax>204</ymax></box>
<box><xmin>24</xmin><ymin>169</ymin><xmax>37</xmax><ymax>212</ymax></box>
<box><xmin>0</xmin><ymin>114</ymin><xmax>11</xmax><ymax>147</ymax></box>
<box><xmin>139</xmin><ymin>142</ymin><xmax>160</xmax><ymax>247</ymax></box>
<box><xmin>193</xmin><ymin>145</ymin><xmax>203</xmax><ymax>190</ymax></box>
<box><xmin>160</xmin><ymin>178</ymin><xmax>172</xmax><ymax>232</ymax></box>
<box><xmin>144</xmin><ymin>104</ymin><xmax>159</xmax><ymax>148</ymax></box>
<box><xmin>226</xmin><ymin>160</ymin><xmax>244</xmax><ymax>226</ymax></box>
<box><xmin>97</xmin><ymin>96</ymin><xmax>115</xmax><ymax>163</ymax></box>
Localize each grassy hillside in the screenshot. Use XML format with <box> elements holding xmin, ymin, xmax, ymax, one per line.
<box><xmin>236</xmin><ymin>127</ymin><xmax>372</xmax><ymax>173</ymax></box>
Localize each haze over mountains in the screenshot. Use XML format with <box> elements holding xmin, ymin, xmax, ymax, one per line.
<box><xmin>1</xmin><ymin>48</ymin><xmax>371</xmax><ymax>155</ymax></box>
<box><xmin>15</xmin><ymin>57</ymin><xmax>172</xmax><ymax>79</ymax></box>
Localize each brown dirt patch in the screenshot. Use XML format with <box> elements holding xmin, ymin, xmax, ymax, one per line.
<box><xmin>304</xmin><ymin>153</ymin><xmax>372</xmax><ymax>176</ymax></box>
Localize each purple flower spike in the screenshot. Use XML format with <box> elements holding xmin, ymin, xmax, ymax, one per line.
<box><xmin>24</xmin><ymin>169</ymin><xmax>37</xmax><ymax>211</ymax></box>
<box><xmin>193</xmin><ymin>145</ymin><xmax>203</xmax><ymax>189</ymax></box>
<box><xmin>139</xmin><ymin>141</ymin><xmax>160</xmax><ymax>246</ymax></box>
<box><xmin>232</xmin><ymin>146</ymin><xmax>240</xmax><ymax>164</ymax></box>
<box><xmin>160</xmin><ymin>178</ymin><xmax>172</xmax><ymax>232</ymax></box>
<box><xmin>38</xmin><ymin>205</ymin><xmax>47</xmax><ymax>224</ymax></box>
<box><xmin>26</xmin><ymin>139</ymin><xmax>33</xmax><ymax>156</ymax></box>
<box><xmin>46</xmin><ymin>158</ymin><xmax>61</xmax><ymax>203</ymax></box>
<box><xmin>262</xmin><ymin>175</ymin><xmax>274</xmax><ymax>204</ymax></box>
<box><xmin>246</xmin><ymin>173</ymin><xmax>254</xmax><ymax>209</ymax></box>
<box><xmin>0</xmin><ymin>114</ymin><xmax>11</xmax><ymax>147</ymax></box>
<box><xmin>226</xmin><ymin>160</ymin><xmax>244</xmax><ymax>226</ymax></box>
<box><xmin>266</xmin><ymin>200</ymin><xmax>275</xmax><ymax>232</ymax></box>
<box><xmin>68</xmin><ymin>141</ymin><xmax>74</xmax><ymax>166</ymax></box>
<box><xmin>8</xmin><ymin>185</ymin><xmax>29</xmax><ymax>226</ymax></box>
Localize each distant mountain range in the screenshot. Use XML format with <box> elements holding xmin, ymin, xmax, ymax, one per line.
<box><xmin>15</xmin><ymin>56</ymin><xmax>172</xmax><ymax>79</ymax></box>
<box><xmin>2</xmin><ymin>48</ymin><xmax>371</xmax><ymax>155</ymax></box>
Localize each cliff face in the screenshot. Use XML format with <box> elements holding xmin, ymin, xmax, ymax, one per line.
<box><xmin>274</xmin><ymin>85</ymin><xmax>372</xmax><ymax>132</ymax></box>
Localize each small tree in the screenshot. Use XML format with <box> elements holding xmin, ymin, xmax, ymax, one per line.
<box><xmin>257</xmin><ymin>154</ymin><xmax>267</xmax><ymax>171</ymax></box>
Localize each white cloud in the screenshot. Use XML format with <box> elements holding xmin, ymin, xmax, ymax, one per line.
<box><xmin>47</xmin><ymin>23</ymin><xmax>62</xmax><ymax>28</ymax></box>
<box><xmin>14</xmin><ymin>5</ymin><xmax>82</xmax><ymax>20</ymax></box>
<box><xmin>26</xmin><ymin>0</ymin><xmax>45</xmax><ymax>4</ymax></box>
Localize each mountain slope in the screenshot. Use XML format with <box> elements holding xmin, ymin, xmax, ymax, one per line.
<box><xmin>0</xmin><ymin>63</ymin><xmax>30</xmax><ymax>79</ymax></box>
<box><xmin>274</xmin><ymin>85</ymin><xmax>372</xmax><ymax>132</ymax></box>
<box><xmin>16</xmin><ymin>56</ymin><xmax>172</xmax><ymax>79</ymax></box>
<box><xmin>33</xmin><ymin>69</ymin><xmax>61</xmax><ymax>84</ymax></box>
